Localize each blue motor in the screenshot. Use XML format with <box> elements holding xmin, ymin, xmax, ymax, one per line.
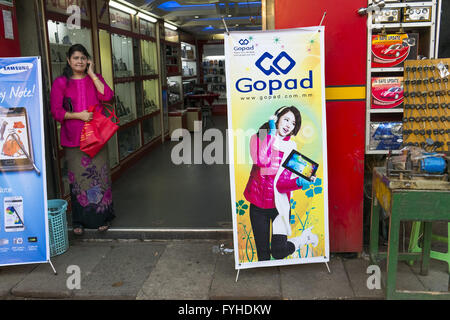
<box><xmin>420</xmin><ymin>156</ymin><xmax>447</xmax><ymax>174</ymax></box>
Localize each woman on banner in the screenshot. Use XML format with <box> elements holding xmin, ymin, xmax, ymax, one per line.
<box><xmin>50</xmin><ymin>44</ymin><xmax>115</xmax><ymax>235</ymax></box>
<box><xmin>244</xmin><ymin>106</ymin><xmax>314</xmax><ymax>261</ymax></box>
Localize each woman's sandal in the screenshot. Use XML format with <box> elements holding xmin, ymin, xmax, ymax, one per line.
<box><xmin>73</xmin><ymin>226</ymin><xmax>84</xmax><ymax>236</ymax></box>
<box><xmin>98</xmin><ymin>222</ymin><xmax>110</xmax><ymax>233</ymax></box>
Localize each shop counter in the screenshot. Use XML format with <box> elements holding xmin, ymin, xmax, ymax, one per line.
<box><xmin>186</xmin><ymin>107</ymin><xmax>201</xmax><ymax>132</ymax></box>
<box><xmin>168</xmin><ymin>110</ymin><xmax>187</xmax><ymax>136</ymax></box>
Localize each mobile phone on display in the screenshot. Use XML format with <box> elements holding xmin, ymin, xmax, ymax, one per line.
<box><xmin>0</xmin><ymin>107</ymin><xmax>36</xmax><ymax>172</ymax></box>
<box><xmin>282</xmin><ymin>150</ymin><xmax>319</xmax><ymax>182</ymax></box>
<box><xmin>4</xmin><ymin>196</ymin><xmax>25</xmax><ymax>232</ymax></box>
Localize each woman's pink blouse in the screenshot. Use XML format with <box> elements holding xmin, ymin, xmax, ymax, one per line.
<box><xmin>50</xmin><ymin>74</ymin><xmax>114</xmax><ymax>147</ymax></box>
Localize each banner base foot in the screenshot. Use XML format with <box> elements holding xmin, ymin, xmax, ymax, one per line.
<box><xmin>48</xmin><ymin>259</ymin><xmax>57</xmax><ymax>275</ymax></box>
<box><xmin>235</xmin><ymin>269</ymin><xmax>240</xmax><ymax>282</ymax></box>
<box><xmin>325</xmin><ymin>262</ymin><xmax>331</xmax><ymax>274</ymax></box>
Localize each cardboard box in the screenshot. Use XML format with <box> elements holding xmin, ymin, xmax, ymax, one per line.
<box><xmin>371</xmin><ymin>77</ymin><xmax>404</xmax><ymax>109</ymax></box>
<box><xmin>372</xmin><ymin>33</ymin><xmax>419</xmax><ymax>68</ymax></box>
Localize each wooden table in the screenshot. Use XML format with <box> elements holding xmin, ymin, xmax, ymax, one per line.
<box><xmin>369</xmin><ymin>167</ymin><xmax>450</xmax><ymax>300</ymax></box>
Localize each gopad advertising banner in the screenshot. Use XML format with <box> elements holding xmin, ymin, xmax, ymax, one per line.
<box><xmin>0</xmin><ymin>57</ymin><xmax>49</xmax><ymax>266</ymax></box>
<box><xmin>225</xmin><ymin>28</ymin><xmax>329</xmax><ymax>270</ymax></box>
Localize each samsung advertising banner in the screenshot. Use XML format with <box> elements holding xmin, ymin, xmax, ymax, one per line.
<box><xmin>0</xmin><ymin>57</ymin><xmax>49</xmax><ymax>267</ymax></box>
<box><xmin>225</xmin><ymin>27</ymin><xmax>329</xmax><ymax>270</ymax></box>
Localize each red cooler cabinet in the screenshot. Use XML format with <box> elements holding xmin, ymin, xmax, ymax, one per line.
<box><xmin>0</xmin><ymin>0</ymin><xmax>20</xmax><ymax>57</ymax></box>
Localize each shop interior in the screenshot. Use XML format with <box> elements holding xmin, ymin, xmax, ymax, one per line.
<box><xmin>41</xmin><ymin>0</ymin><xmax>263</xmax><ymax>229</ymax></box>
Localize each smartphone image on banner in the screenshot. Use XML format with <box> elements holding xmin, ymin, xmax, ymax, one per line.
<box><xmin>4</xmin><ymin>196</ymin><xmax>25</xmax><ymax>232</ymax></box>
<box><xmin>0</xmin><ymin>107</ymin><xmax>36</xmax><ymax>172</ymax></box>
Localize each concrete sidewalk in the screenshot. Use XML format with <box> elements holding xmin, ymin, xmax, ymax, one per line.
<box><xmin>0</xmin><ymin>238</ymin><xmax>448</xmax><ymax>300</ymax></box>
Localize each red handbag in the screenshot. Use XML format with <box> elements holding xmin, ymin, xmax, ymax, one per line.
<box><xmin>80</xmin><ymin>104</ymin><xmax>120</xmax><ymax>158</ymax></box>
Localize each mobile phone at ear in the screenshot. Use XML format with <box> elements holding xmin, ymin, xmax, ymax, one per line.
<box><xmin>86</xmin><ymin>63</ymin><xmax>90</xmax><ymax>72</ymax></box>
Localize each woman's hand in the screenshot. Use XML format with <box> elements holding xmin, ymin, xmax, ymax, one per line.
<box><xmin>87</xmin><ymin>59</ymin><xmax>95</xmax><ymax>77</ymax></box>
<box><xmin>296</xmin><ymin>176</ymin><xmax>312</xmax><ymax>189</ymax></box>
<box><xmin>78</xmin><ymin>110</ymin><xmax>93</xmax><ymax>122</ymax></box>
<box><xmin>268</xmin><ymin>115</ymin><xmax>277</xmax><ymax>135</ymax></box>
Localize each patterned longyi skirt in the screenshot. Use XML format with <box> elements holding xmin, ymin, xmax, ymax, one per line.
<box><xmin>65</xmin><ymin>146</ymin><xmax>115</xmax><ymax>229</ymax></box>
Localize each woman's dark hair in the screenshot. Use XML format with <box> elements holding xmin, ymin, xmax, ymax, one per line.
<box><xmin>257</xmin><ymin>106</ymin><xmax>302</xmax><ymax>140</ymax></box>
<box><xmin>62</xmin><ymin>44</ymin><xmax>91</xmax><ymax>79</ymax></box>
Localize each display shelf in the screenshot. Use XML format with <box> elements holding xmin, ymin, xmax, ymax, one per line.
<box><xmin>371</xmin><ymin>22</ymin><xmax>433</xmax><ymax>29</ymax></box>
<box><xmin>370</xmin><ymin>108</ymin><xmax>404</xmax><ymax>113</ymax></box>
<box><xmin>364</xmin><ymin>0</ymin><xmax>440</xmax><ymax>155</ymax></box>
<box><xmin>371</xmin><ymin>67</ymin><xmax>404</xmax><ymax>72</ymax></box>
<box><xmin>202</xmin><ymin>56</ymin><xmax>226</xmax><ymax>100</ymax></box>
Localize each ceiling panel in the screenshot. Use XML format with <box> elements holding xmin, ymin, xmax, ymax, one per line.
<box><xmin>127</xmin><ymin>0</ymin><xmax>262</xmax><ymax>37</ymax></box>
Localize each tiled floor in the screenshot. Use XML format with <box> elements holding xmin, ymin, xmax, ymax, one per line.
<box><xmin>111</xmin><ymin>115</ymin><xmax>232</xmax><ymax>228</ymax></box>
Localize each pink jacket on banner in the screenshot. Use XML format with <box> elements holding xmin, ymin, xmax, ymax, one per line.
<box><xmin>244</xmin><ymin>133</ymin><xmax>300</xmax><ymax>209</ymax></box>
<box><xmin>50</xmin><ymin>74</ymin><xmax>114</xmax><ymax>147</ymax></box>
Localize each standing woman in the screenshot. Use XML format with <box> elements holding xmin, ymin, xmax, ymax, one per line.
<box><xmin>244</xmin><ymin>106</ymin><xmax>313</xmax><ymax>261</ymax></box>
<box><xmin>50</xmin><ymin>44</ymin><xmax>115</xmax><ymax>235</ymax></box>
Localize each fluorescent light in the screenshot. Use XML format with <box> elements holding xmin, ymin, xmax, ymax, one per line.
<box><xmin>137</xmin><ymin>12</ymin><xmax>157</xmax><ymax>23</ymax></box>
<box><xmin>109</xmin><ymin>1</ymin><xmax>137</xmax><ymax>15</ymax></box>
<box><xmin>164</xmin><ymin>22</ymin><xmax>177</xmax><ymax>30</ymax></box>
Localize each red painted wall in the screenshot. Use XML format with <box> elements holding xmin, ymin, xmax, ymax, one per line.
<box><xmin>0</xmin><ymin>2</ymin><xmax>21</xmax><ymax>58</ymax></box>
<box><xmin>275</xmin><ymin>0</ymin><xmax>367</xmax><ymax>252</ymax></box>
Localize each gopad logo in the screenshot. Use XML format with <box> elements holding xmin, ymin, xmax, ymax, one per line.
<box><xmin>235</xmin><ymin>51</ymin><xmax>312</xmax><ymax>95</ymax></box>
<box><xmin>0</xmin><ymin>63</ymin><xmax>33</xmax><ymax>75</ymax></box>
<box><xmin>255</xmin><ymin>51</ymin><xmax>296</xmax><ymax>76</ymax></box>
<box><xmin>234</xmin><ymin>38</ymin><xmax>254</xmax><ymax>52</ymax></box>
<box><xmin>239</xmin><ymin>39</ymin><xmax>249</xmax><ymax>45</ymax></box>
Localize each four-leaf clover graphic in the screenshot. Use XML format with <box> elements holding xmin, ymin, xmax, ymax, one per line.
<box><xmin>236</xmin><ymin>200</ymin><xmax>248</xmax><ymax>216</ymax></box>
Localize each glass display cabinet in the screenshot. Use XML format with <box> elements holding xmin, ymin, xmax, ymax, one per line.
<box><xmin>143</xmin><ymin>79</ymin><xmax>160</xmax><ymax>115</ymax></box>
<box><xmin>47</xmin><ymin>20</ymin><xmax>94</xmax><ymax>82</ymax></box>
<box><xmin>111</xmin><ymin>33</ymin><xmax>134</xmax><ymax>78</ymax></box>
<box><xmin>140</xmin><ymin>18</ymin><xmax>156</xmax><ymax>38</ymax></box>
<box><xmin>118</xmin><ymin>125</ymin><xmax>141</xmax><ymax>160</ymax></box>
<box><xmin>142</xmin><ymin>114</ymin><xmax>162</xmax><ymax>145</ymax></box>
<box><xmin>114</xmin><ymin>82</ymin><xmax>137</xmax><ymax>124</ymax></box>
<box><xmin>181</xmin><ymin>42</ymin><xmax>197</xmax><ymax>78</ymax></box>
<box><xmin>141</xmin><ymin>40</ymin><xmax>158</xmax><ymax>76</ymax></box>
<box><xmin>167</xmin><ymin>75</ymin><xmax>182</xmax><ymax>108</ymax></box>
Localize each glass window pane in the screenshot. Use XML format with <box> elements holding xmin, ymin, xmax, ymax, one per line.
<box><xmin>107</xmin><ymin>133</ymin><xmax>119</xmax><ymax>168</ymax></box>
<box><xmin>111</xmin><ymin>33</ymin><xmax>134</xmax><ymax>77</ymax></box>
<box><xmin>142</xmin><ymin>114</ymin><xmax>161</xmax><ymax>145</ymax></box>
<box><xmin>99</xmin><ymin>29</ymin><xmax>114</xmax><ymax>87</ymax></box>
<box><xmin>47</xmin><ymin>20</ymin><xmax>93</xmax><ymax>82</ymax></box>
<box><xmin>141</xmin><ymin>40</ymin><xmax>158</xmax><ymax>76</ymax></box>
<box><xmin>167</xmin><ymin>76</ymin><xmax>182</xmax><ymax>106</ymax></box>
<box><xmin>118</xmin><ymin>125</ymin><xmax>141</xmax><ymax>160</ymax></box>
<box><xmin>140</xmin><ymin>20</ymin><xmax>155</xmax><ymax>37</ymax></box>
<box><xmin>143</xmin><ymin>79</ymin><xmax>160</xmax><ymax>115</ymax></box>
<box><xmin>115</xmin><ymin>82</ymin><xmax>137</xmax><ymax>124</ymax></box>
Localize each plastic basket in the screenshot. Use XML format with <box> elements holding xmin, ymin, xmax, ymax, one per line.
<box><xmin>47</xmin><ymin>199</ymin><xmax>69</xmax><ymax>257</ymax></box>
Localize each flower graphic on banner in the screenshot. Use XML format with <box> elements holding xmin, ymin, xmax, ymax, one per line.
<box><xmin>303</xmin><ymin>177</ymin><xmax>323</xmax><ymax>198</ymax></box>
<box><xmin>236</xmin><ymin>200</ymin><xmax>249</xmax><ymax>216</ymax></box>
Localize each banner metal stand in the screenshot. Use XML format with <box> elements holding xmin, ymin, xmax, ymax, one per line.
<box><xmin>325</xmin><ymin>262</ymin><xmax>331</xmax><ymax>274</ymax></box>
<box><xmin>48</xmin><ymin>260</ymin><xmax>57</xmax><ymax>275</ymax></box>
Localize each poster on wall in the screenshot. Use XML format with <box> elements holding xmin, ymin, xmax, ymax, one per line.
<box><xmin>0</xmin><ymin>57</ymin><xmax>49</xmax><ymax>267</ymax></box>
<box><xmin>225</xmin><ymin>27</ymin><xmax>329</xmax><ymax>270</ymax></box>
